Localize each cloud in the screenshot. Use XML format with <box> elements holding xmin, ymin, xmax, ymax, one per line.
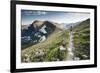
<box><xmin>22</xmin><ymin>10</ymin><xmax>47</xmax><ymax>15</ymax></box>
<box><xmin>22</xmin><ymin>10</ymin><xmax>90</xmax><ymax>25</ymax></box>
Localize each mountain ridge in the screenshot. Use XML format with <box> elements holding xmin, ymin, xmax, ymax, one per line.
<box><xmin>21</xmin><ymin>20</ymin><xmax>63</xmax><ymax>49</ymax></box>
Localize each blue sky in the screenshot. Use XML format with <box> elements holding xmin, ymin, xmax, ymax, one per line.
<box><xmin>21</xmin><ymin>10</ymin><xmax>90</xmax><ymax>25</ymax></box>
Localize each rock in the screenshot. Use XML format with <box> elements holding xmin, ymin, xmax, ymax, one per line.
<box><xmin>74</xmin><ymin>57</ymin><xmax>80</xmax><ymax>60</ymax></box>
<box><xmin>60</xmin><ymin>45</ymin><xmax>66</xmax><ymax>51</ymax></box>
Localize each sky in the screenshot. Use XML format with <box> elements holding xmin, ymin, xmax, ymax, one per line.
<box><xmin>21</xmin><ymin>10</ymin><xmax>90</xmax><ymax>25</ymax></box>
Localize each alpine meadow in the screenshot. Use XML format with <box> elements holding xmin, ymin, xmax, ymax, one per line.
<box><xmin>21</xmin><ymin>10</ymin><xmax>90</xmax><ymax>62</ymax></box>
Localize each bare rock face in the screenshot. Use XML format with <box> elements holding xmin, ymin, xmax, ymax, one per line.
<box><xmin>21</xmin><ymin>20</ymin><xmax>62</xmax><ymax>49</ymax></box>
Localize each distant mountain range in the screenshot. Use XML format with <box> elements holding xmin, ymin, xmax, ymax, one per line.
<box><xmin>61</xmin><ymin>21</ymin><xmax>83</xmax><ymax>30</ymax></box>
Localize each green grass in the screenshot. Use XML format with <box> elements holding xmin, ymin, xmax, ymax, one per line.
<box><xmin>21</xmin><ymin>30</ymin><xmax>70</xmax><ymax>62</ymax></box>
<box><xmin>73</xmin><ymin>19</ymin><xmax>90</xmax><ymax>60</ymax></box>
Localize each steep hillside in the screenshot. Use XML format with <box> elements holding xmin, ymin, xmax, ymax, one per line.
<box><xmin>21</xmin><ymin>29</ymin><xmax>70</xmax><ymax>62</ymax></box>
<box><xmin>73</xmin><ymin>19</ymin><xmax>90</xmax><ymax>60</ymax></box>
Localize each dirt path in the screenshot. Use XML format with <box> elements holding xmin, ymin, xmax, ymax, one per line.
<box><xmin>66</xmin><ymin>31</ymin><xmax>75</xmax><ymax>60</ymax></box>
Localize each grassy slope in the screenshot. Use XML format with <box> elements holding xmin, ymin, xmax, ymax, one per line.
<box><xmin>73</xmin><ymin>19</ymin><xmax>90</xmax><ymax>60</ymax></box>
<box><xmin>21</xmin><ymin>29</ymin><xmax>70</xmax><ymax>62</ymax></box>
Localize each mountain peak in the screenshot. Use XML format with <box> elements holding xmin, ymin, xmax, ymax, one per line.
<box><xmin>32</xmin><ymin>20</ymin><xmax>44</xmax><ymax>27</ymax></box>
<box><xmin>31</xmin><ymin>20</ymin><xmax>57</xmax><ymax>29</ymax></box>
